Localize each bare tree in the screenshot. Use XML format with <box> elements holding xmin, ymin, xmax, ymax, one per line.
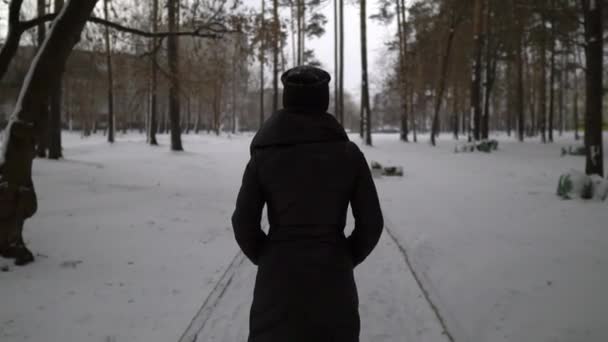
<box><xmin>0</xmin><ymin>0</ymin><xmax>99</xmax><ymax>266</ymax></box>
<box><xmin>581</xmin><ymin>0</ymin><xmax>603</xmax><ymax>176</ymax></box>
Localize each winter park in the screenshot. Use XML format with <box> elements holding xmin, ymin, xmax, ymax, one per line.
<box><xmin>0</xmin><ymin>0</ymin><xmax>607</xmax><ymax>342</ymax></box>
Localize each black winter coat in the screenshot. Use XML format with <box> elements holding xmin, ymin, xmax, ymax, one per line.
<box><xmin>232</xmin><ymin>109</ymin><xmax>384</xmax><ymax>342</ymax></box>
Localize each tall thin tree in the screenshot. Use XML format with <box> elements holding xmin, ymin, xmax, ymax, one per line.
<box><xmin>272</xmin><ymin>0</ymin><xmax>279</xmax><ymax>112</ymax></box>
<box><xmin>168</xmin><ymin>0</ymin><xmax>183</xmax><ymax>150</ymax></box>
<box><xmin>103</xmin><ymin>0</ymin><xmax>115</xmax><ymax>143</ymax></box>
<box><xmin>581</xmin><ymin>0</ymin><xmax>603</xmax><ymax>176</ymax></box>
<box><xmin>360</xmin><ymin>0</ymin><xmax>372</xmax><ymax>145</ymax></box>
<box><xmin>148</xmin><ymin>0</ymin><xmax>159</xmax><ymax>145</ymax></box>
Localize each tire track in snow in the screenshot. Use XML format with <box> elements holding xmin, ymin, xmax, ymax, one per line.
<box><xmin>383</xmin><ymin>216</ymin><xmax>457</xmax><ymax>342</ymax></box>
<box><xmin>177</xmin><ymin>251</ymin><xmax>247</xmax><ymax>342</ymax></box>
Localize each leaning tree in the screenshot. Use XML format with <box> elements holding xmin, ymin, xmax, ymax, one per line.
<box><xmin>0</xmin><ymin>0</ymin><xmax>99</xmax><ymax>266</ymax></box>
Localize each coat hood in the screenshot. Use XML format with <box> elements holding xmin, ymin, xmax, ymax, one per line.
<box><xmin>250</xmin><ymin>109</ymin><xmax>349</xmax><ymax>155</ymax></box>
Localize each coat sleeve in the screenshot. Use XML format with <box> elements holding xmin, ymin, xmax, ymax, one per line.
<box><xmin>231</xmin><ymin>154</ymin><xmax>267</xmax><ymax>265</ymax></box>
<box><xmin>347</xmin><ymin>146</ymin><xmax>384</xmax><ymax>267</ymax></box>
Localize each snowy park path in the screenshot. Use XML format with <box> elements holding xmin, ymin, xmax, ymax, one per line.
<box><xmin>178</xmin><ymin>221</ymin><xmax>450</xmax><ymax>342</ymax></box>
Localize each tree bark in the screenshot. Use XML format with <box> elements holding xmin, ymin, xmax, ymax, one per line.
<box><xmin>148</xmin><ymin>0</ymin><xmax>159</xmax><ymax>145</ymax></box>
<box><xmin>538</xmin><ymin>22</ymin><xmax>547</xmax><ymax>143</ymax></box>
<box><xmin>471</xmin><ymin>0</ymin><xmax>484</xmax><ymax>141</ymax></box>
<box><xmin>272</xmin><ymin>0</ymin><xmax>279</xmax><ymax>113</ymax></box>
<box><xmin>36</xmin><ymin>0</ymin><xmax>49</xmax><ymax>158</ymax></box>
<box><xmin>548</xmin><ymin>0</ymin><xmax>556</xmax><ymax>143</ymax></box>
<box><xmin>397</xmin><ymin>0</ymin><xmax>408</xmax><ymax>142</ymax></box>
<box><xmin>581</xmin><ymin>0</ymin><xmax>603</xmax><ymax>176</ymax></box>
<box><xmin>338</xmin><ymin>0</ymin><xmax>345</xmax><ymax>124</ymax></box>
<box><xmin>168</xmin><ymin>0</ymin><xmax>183</xmax><ymax>151</ymax></box>
<box><xmin>48</xmin><ymin>0</ymin><xmax>65</xmax><ymax>160</ymax></box>
<box><xmin>514</xmin><ymin>0</ymin><xmax>525</xmax><ymax>142</ymax></box>
<box><xmin>431</xmin><ymin>10</ymin><xmax>456</xmax><ymax>146</ymax></box>
<box><xmin>0</xmin><ymin>0</ymin><xmax>99</xmax><ymax>265</ymax></box>
<box><xmin>260</xmin><ymin>0</ymin><xmax>266</xmax><ymax>129</ymax></box>
<box><xmin>360</xmin><ymin>0</ymin><xmax>372</xmax><ymax>146</ymax></box>
<box><xmin>103</xmin><ymin>0</ymin><xmax>115</xmax><ymax>143</ymax></box>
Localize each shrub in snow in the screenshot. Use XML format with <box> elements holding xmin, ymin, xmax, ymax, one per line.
<box><xmin>382</xmin><ymin>166</ymin><xmax>404</xmax><ymax>177</ymax></box>
<box><xmin>454</xmin><ymin>139</ymin><xmax>499</xmax><ymax>153</ymax></box>
<box><xmin>369</xmin><ymin>161</ymin><xmax>404</xmax><ymax>178</ymax></box>
<box><xmin>589</xmin><ymin>175</ymin><xmax>608</xmax><ymax>201</ymax></box>
<box><xmin>557</xmin><ymin>170</ymin><xmax>593</xmax><ymax>200</ymax></box>
<box><xmin>370</xmin><ymin>161</ymin><xmax>384</xmax><ymax>178</ymax></box>
<box><xmin>560</xmin><ymin>146</ymin><xmax>586</xmax><ymax>157</ymax></box>
<box><xmin>556</xmin><ymin>170</ymin><xmax>607</xmax><ymax>200</ymax></box>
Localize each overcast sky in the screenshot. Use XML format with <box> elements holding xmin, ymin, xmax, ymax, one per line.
<box><xmin>0</xmin><ymin>0</ymin><xmax>398</xmax><ymax>100</ymax></box>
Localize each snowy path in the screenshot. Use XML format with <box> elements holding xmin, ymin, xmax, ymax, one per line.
<box><xmin>179</xmin><ymin>224</ymin><xmax>449</xmax><ymax>342</ymax></box>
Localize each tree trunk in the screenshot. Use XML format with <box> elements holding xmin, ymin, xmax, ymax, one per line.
<box><xmin>334</xmin><ymin>0</ymin><xmax>339</xmax><ymax>118</ymax></box>
<box><xmin>471</xmin><ymin>0</ymin><xmax>484</xmax><ymax>141</ymax></box>
<box><xmin>168</xmin><ymin>0</ymin><xmax>183</xmax><ymax>151</ymax></box>
<box><xmin>431</xmin><ymin>11</ymin><xmax>456</xmax><ymax>146</ymax></box>
<box><xmin>0</xmin><ymin>0</ymin><xmax>99</xmax><ymax>265</ymax></box>
<box><xmin>48</xmin><ymin>0</ymin><xmax>65</xmax><ymax>160</ymax></box>
<box><xmin>36</xmin><ymin>0</ymin><xmax>49</xmax><ymax>158</ymax></box>
<box><xmin>581</xmin><ymin>0</ymin><xmax>603</xmax><ymax>176</ymax></box>
<box><xmin>103</xmin><ymin>0</ymin><xmax>115</xmax><ymax>143</ymax></box>
<box><xmin>548</xmin><ymin>1</ymin><xmax>556</xmax><ymax>143</ymax></box>
<box><xmin>272</xmin><ymin>0</ymin><xmax>279</xmax><ymax>113</ymax></box>
<box><xmin>338</xmin><ymin>0</ymin><xmax>345</xmax><ymax>124</ymax></box>
<box><xmin>260</xmin><ymin>0</ymin><xmax>266</xmax><ymax>129</ymax></box>
<box><xmin>397</xmin><ymin>0</ymin><xmax>408</xmax><ymax>142</ymax></box>
<box><xmin>515</xmin><ymin>1</ymin><xmax>525</xmax><ymax>142</ymax></box>
<box><xmin>360</xmin><ymin>0</ymin><xmax>372</xmax><ymax>146</ymax></box>
<box><xmin>0</xmin><ymin>0</ymin><xmax>26</xmax><ymax>81</ymax></box>
<box><xmin>148</xmin><ymin>0</ymin><xmax>159</xmax><ymax>146</ymax></box>
<box><xmin>573</xmin><ymin>67</ymin><xmax>580</xmax><ymax>141</ymax></box>
<box><xmin>538</xmin><ymin>23</ymin><xmax>547</xmax><ymax>143</ymax></box>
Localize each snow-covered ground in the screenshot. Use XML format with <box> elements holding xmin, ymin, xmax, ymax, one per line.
<box><xmin>1</xmin><ymin>131</ymin><xmax>607</xmax><ymax>342</ymax></box>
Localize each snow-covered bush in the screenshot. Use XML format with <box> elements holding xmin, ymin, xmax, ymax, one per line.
<box><xmin>557</xmin><ymin>170</ymin><xmax>608</xmax><ymax>201</ymax></box>
<box><xmin>589</xmin><ymin>175</ymin><xmax>608</xmax><ymax>201</ymax></box>
<box><xmin>369</xmin><ymin>161</ymin><xmax>404</xmax><ymax>178</ymax></box>
<box><xmin>454</xmin><ymin>139</ymin><xmax>499</xmax><ymax>153</ymax></box>
<box><xmin>560</xmin><ymin>146</ymin><xmax>586</xmax><ymax>157</ymax></box>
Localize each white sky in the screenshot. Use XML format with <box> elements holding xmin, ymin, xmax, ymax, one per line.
<box><xmin>0</xmin><ymin>0</ymin><xmax>398</xmax><ymax>100</ymax></box>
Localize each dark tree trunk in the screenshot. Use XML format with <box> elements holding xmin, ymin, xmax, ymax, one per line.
<box><xmin>360</xmin><ymin>0</ymin><xmax>372</xmax><ymax>146</ymax></box>
<box><xmin>453</xmin><ymin>85</ymin><xmax>459</xmax><ymax>139</ymax></box>
<box><xmin>397</xmin><ymin>0</ymin><xmax>408</xmax><ymax>142</ymax></box>
<box><xmin>48</xmin><ymin>0</ymin><xmax>65</xmax><ymax>160</ymax></box>
<box><xmin>581</xmin><ymin>0</ymin><xmax>603</xmax><ymax>176</ymax></box>
<box><xmin>260</xmin><ymin>0</ymin><xmax>266</xmax><ymax>129</ymax></box>
<box><xmin>573</xmin><ymin>68</ymin><xmax>580</xmax><ymax>141</ymax></box>
<box><xmin>272</xmin><ymin>0</ymin><xmax>279</xmax><ymax>113</ymax></box>
<box><xmin>538</xmin><ymin>24</ymin><xmax>547</xmax><ymax>143</ymax></box>
<box><xmin>334</xmin><ymin>0</ymin><xmax>339</xmax><ymax>118</ymax></box>
<box><xmin>0</xmin><ymin>0</ymin><xmax>99</xmax><ymax>265</ymax></box>
<box><xmin>431</xmin><ymin>10</ymin><xmax>456</xmax><ymax>146</ymax></box>
<box><xmin>0</xmin><ymin>0</ymin><xmax>25</xmax><ymax>81</ymax></box>
<box><xmin>548</xmin><ymin>2</ymin><xmax>556</xmax><ymax>143</ymax></box>
<box><xmin>148</xmin><ymin>0</ymin><xmax>159</xmax><ymax>145</ymax></box>
<box><xmin>515</xmin><ymin>2</ymin><xmax>525</xmax><ymax>142</ymax></box>
<box><xmin>167</xmin><ymin>0</ymin><xmax>183</xmax><ymax>151</ymax></box>
<box><xmin>471</xmin><ymin>0</ymin><xmax>484</xmax><ymax>141</ymax></box>
<box><xmin>103</xmin><ymin>0</ymin><xmax>115</xmax><ymax>143</ymax></box>
<box><xmin>36</xmin><ymin>0</ymin><xmax>49</xmax><ymax>158</ymax></box>
<box><xmin>338</xmin><ymin>0</ymin><xmax>345</xmax><ymax>124</ymax></box>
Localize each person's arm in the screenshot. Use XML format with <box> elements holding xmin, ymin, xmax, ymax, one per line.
<box><xmin>347</xmin><ymin>146</ymin><xmax>384</xmax><ymax>267</ymax></box>
<box><xmin>231</xmin><ymin>154</ymin><xmax>267</xmax><ymax>265</ymax></box>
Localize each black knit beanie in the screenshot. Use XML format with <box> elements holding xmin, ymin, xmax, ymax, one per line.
<box><xmin>281</xmin><ymin>65</ymin><xmax>331</xmax><ymax>113</ymax></box>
